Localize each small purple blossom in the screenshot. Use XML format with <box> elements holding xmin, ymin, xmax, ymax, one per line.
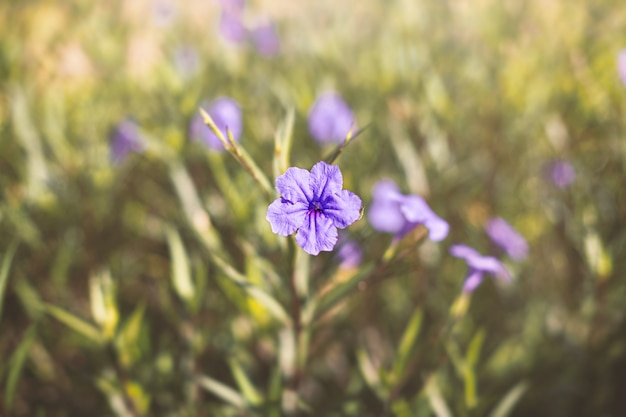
<box><xmin>308</xmin><ymin>92</ymin><xmax>356</xmax><ymax>145</ymax></box>
<box><xmin>450</xmin><ymin>244</ymin><xmax>512</xmax><ymax>293</ymax></box>
<box><xmin>336</xmin><ymin>235</ymin><xmax>362</xmax><ymax>269</ymax></box>
<box><xmin>110</xmin><ymin>118</ymin><xmax>144</xmax><ymax>164</ymax></box>
<box><xmin>219</xmin><ymin>11</ymin><xmax>248</xmax><ymax>44</ymax></box>
<box><xmin>367</xmin><ymin>180</ymin><xmax>448</xmax><ymax>242</ymax></box>
<box><xmin>266</xmin><ymin>162</ymin><xmax>362</xmax><ymax>256</ymax></box>
<box><xmin>618</xmin><ymin>49</ymin><xmax>626</xmax><ymax>86</ymax></box>
<box><xmin>190</xmin><ymin>97</ymin><xmax>242</xmax><ymax>151</ymax></box>
<box><xmin>250</xmin><ymin>20</ymin><xmax>280</xmax><ymax>56</ymax></box>
<box><xmin>485</xmin><ymin>217</ymin><xmax>528</xmax><ymax>261</ymax></box>
<box><xmin>547</xmin><ymin>160</ymin><xmax>576</xmax><ymax>189</ymax></box>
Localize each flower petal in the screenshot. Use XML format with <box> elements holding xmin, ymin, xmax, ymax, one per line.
<box><xmin>295</xmin><ymin>213</ymin><xmax>338</xmax><ymax>255</ymax></box>
<box><xmin>463</xmin><ymin>270</ymin><xmax>484</xmax><ymax>293</ymax></box>
<box><xmin>310</xmin><ymin>161</ymin><xmax>343</xmax><ymax>201</ymax></box>
<box><xmin>372</xmin><ymin>179</ymin><xmax>402</xmax><ymax>201</ymax></box>
<box><xmin>399</xmin><ymin>195</ymin><xmax>435</xmax><ymax>223</ymax></box>
<box><xmin>266</xmin><ymin>198</ymin><xmax>308</xmax><ymax>236</ymax></box>
<box><xmin>466</xmin><ymin>255</ymin><xmax>512</xmax><ymax>283</ymax></box>
<box><xmin>424</xmin><ymin>216</ymin><xmax>449</xmax><ymax>242</ymax></box>
<box><xmin>449</xmin><ymin>244</ymin><xmax>482</xmax><ymax>261</ymax></box>
<box><xmin>367</xmin><ymin>199</ymin><xmax>406</xmax><ymax>234</ymax></box>
<box><xmin>276</xmin><ymin>167</ymin><xmax>312</xmax><ymax>203</ymax></box>
<box><xmin>324</xmin><ymin>190</ymin><xmax>362</xmax><ymax>229</ymax></box>
<box><xmin>399</xmin><ymin>195</ymin><xmax>448</xmax><ymax>240</ymax></box>
<box><xmin>485</xmin><ymin>217</ymin><xmax>528</xmax><ymax>261</ymax></box>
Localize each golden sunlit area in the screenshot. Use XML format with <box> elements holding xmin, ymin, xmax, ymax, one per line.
<box><xmin>1</xmin><ymin>0</ymin><xmax>625</xmax><ymax>415</ymax></box>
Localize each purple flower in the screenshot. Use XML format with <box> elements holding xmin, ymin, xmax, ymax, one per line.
<box><xmin>485</xmin><ymin>217</ymin><xmax>528</xmax><ymax>261</ymax></box>
<box><xmin>450</xmin><ymin>244</ymin><xmax>512</xmax><ymax>293</ymax></box>
<box><xmin>336</xmin><ymin>235</ymin><xmax>362</xmax><ymax>269</ymax></box>
<box><xmin>250</xmin><ymin>20</ymin><xmax>280</xmax><ymax>56</ymax></box>
<box><xmin>110</xmin><ymin>118</ymin><xmax>144</xmax><ymax>164</ymax></box>
<box><xmin>266</xmin><ymin>161</ymin><xmax>362</xmax><ymax>255</ymax></box>
<box><xmin>547</xmin><ymin>160</ymin><xmax>576</xmax><ymax>189</ymax></box>
<box><xmin>618</xmin><ymin>49</ymin><xmax>626</xmax><ymax>86</ymax></box>
<box><xmin>367</xmin><ymin>180</ymin><xmax>448</xmax><ymax>242</ymax></box>
<box><xmin>219</xmin><ymin>11</ymin><xmax>248</xmax><ymax>44</ymax></box>
<box><xmin>190</xmin><ymin>97</ymin><xmax>242</xmax><ymax>151</ymax></box>
<box><xmin>308</xmin><ymin>92</ymin><xmax>356</xmax><ymax>144</ymax></box>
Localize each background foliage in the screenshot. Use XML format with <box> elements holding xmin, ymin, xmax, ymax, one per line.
<box><xmin>1</xmin><ymin>0</ymin><xmax>625</xmax><ymax>416</ymax></box>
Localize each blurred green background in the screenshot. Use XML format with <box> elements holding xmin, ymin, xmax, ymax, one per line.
<box><xmin>1</xmin><ymin>0</ymin><xmax>626</xmax><ymax>416</ymax></box>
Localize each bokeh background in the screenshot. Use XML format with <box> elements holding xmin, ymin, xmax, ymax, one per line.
<box><xmin>1</xmin><ymin>0</ymin><xmax>626</xmax><ymax>416</ymax></box>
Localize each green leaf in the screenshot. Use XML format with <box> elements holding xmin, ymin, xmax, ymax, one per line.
<box><xmin>115</xmin><ymin>304</ymin><xmax>147</xmax><ymax>367</ymax></box>
<box><xmin>44</xmin><ymin>303</ymin><xmax>104</xmax><ymax>345</ymax></box>
<box><xmin>228</xmin><ymin>358</ymin><xmax>263</xmax><ymax>406</ymax></box>
<box><xmin>267</xmin><ymin>365</ymin><xmax>283</xmax><ymax>417</ymax></box>
<box><xmin>424</xmin><ymin>374</ymin><xmax>452</xmax><ymax>417</ymax></box>
<box><xmin>5</xmin><ymin>325</ymin><xmax>36</xmax><ymax>410</ymax></box>
<box><xmin>196</xmin><ymin>374</ymin><xmax>247</xmax><ymax>409</ymax></box>
<box><xmin>356</xmin><ymin>348</ymin><xmax>387</xmax><ymax>399</ymax></box>
<box><xmin>294</xmin><ymin>244</ymin><xmax>310</xmax><ymax>299</ymax></box>
<box><xmin>89</xmin><ymin>269</ymin><xmax>119</xmax><ymax>340</ymax></box>
<box><xmin>390</xmin><ymin>308</ymin><xmax>423</xmax><ymax>383</ymax></box>
<box><xmin>488</xmin><ymin>381</ymin><xmax>528</xmax><ymax>417</ymax></box>
<box><xmin>199</xmin><ymin>108</ymin><xmax>273</xmax><ymax>197</ymax></box>
<box><xmin>168</xmin><ymin>161</ymin><xmax>214</xmax><ymax>236</ymax></box>
<box><xmin>0</xmin><ymin>241</ymin><xmax>18</xmax><ymax>325</ymax></box>
<box><xmin>165</xmin><ymin>226</ymin><xmax>194</xmax><ymax>304</ymax></box>
<box><xmin>273</xmin><ymin>107</ymin><xmax>295</xmax><ymax>179</ymax></box>
<box><xmin>465</xmin><ymin>329</ymin><xmax>486</xmax><ymax>408</ymax></box>
<box><xmin>211</xmin><ymin>253</ymin><xmax>289</xmax><ymax>324</ymax></box>
<box><xmin>313</xmin><ymin>262</ymin><xmax>375</xmax><ymax>320</ymax></box>
<box><xmin>467</xmin><ymin>329</ymin><xmax>486</xmax><ymax>367</ymax></box>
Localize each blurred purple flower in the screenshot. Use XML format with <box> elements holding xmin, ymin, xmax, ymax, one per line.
<box><xmin>485</xmin><ymin>217</ymin><xmax>528</xmax><ymax>261</ymax></box>
<box><xmin>336</xmin><ymin>235</ymin><xmax>362</xmax><ymax>269</ymax></box>
<box><xmin>173</xmin><ymin>45</ymin><xmax>200</xmax><ymax>79</ymax></box>
<box><xmin>450</xmin><ymin>244</ymin><xmax>512</xmax><ymax>293</ymax></box>
<box><xmin>308</xmin><ymin>92</ymin><xmax>356</xmax><ymax>144</ymax></box>
<box><xmin>250</xmin><ymin>20</ymin><xmax>280</xmax><ymax>56</ymax></box>
<box><xmin>190</xmin><ymin>97</ymin><xmax>242</xmax><ymax>151</ymax></box>
<box><xmin>547</xmin><ymin>160</ymin><xmax>576</xmax><ymax>189</ymax></box>
<box><xmin>266</xmin><ymin>161</ymin><xmax>362</xmax><ymax>255</ymax></box>
<box><xmin>110</xmin><ymin>118</ymin><xmax>144</xmax><ymax>164</ymax></box>
<box><xmin>367</xmin><ymin>180</ymin><xmax>449</xmax><ymax>242</ymax></box>
<box><xmin>618</xmin><ymin>49</ymin><xmax>626</xmax><ymax>86</ymax></box>
<box><xmin>219</xmin><ymin>11</ymin><xmax>248</xmax><ymax>44</ymax></box>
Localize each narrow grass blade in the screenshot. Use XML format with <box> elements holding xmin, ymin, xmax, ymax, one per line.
<box><xmin>273</xmin><ymin>107</ymin><xmax>295</xmax><ymax>179</ymax></box>
<box><xmin>5</xmin><ymin>325</ymin><xmax>36</xmax><ymax>410</ymax></box>
<box><xmin>210</xmin><ymin>253</ymin><xmax>289</xmax><ymax>324</ymax></box>
<box><xmin>325</xmin><ymin>124</ymin><xmax>369</xmax><ymax>165</ymax></box>
<box><xmin>488</xmin><ymin>381</ymin><xmax>528</xmax><ymax>417</ymax></box>
<box><xmin>196</xmin><ymin>374</ymin><xmax>247</xmax><ymax>409</ymax></box>
<box><xmin>44</xmin><ymin>303</ymin><xmax>104</xmax><ymax>345</ymax></box>
<box><xmin>165</xmin><ymin>226</ymin><xmax>194</xmax><ymax>304</ymax></box>
<box><xmin>89</xmin><ymin>269</ymin><xmax>119</xmax><ymax>340</ymax></box>
<box><xmin>0</xmin><ymin>241</ymin><xmax>18</xmax><ymax>324</ymax></box>
<box><xmin>199</xmin><ymin>108</ymin><xmax>273</xmax><ymax>197</ymax></box>
<box><xmin>425</xmin><ymin>375</ymin><xmax>452</xmax><ymax>417</ymax></box>
<box><xmin>229</xmin><ymin>358</ymin><xmax>263</xmax><ymax>406</ymax></box>
<box><xmin>391</xmin><ymin>308</ymin><xmax>423</xmax><ymax>382</ymax></box>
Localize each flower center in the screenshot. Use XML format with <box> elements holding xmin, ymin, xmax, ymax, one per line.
<box><xmin>310</xmin><ymin>201</ymin><xmax>324</xmax><ymax>214</ymax></box>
